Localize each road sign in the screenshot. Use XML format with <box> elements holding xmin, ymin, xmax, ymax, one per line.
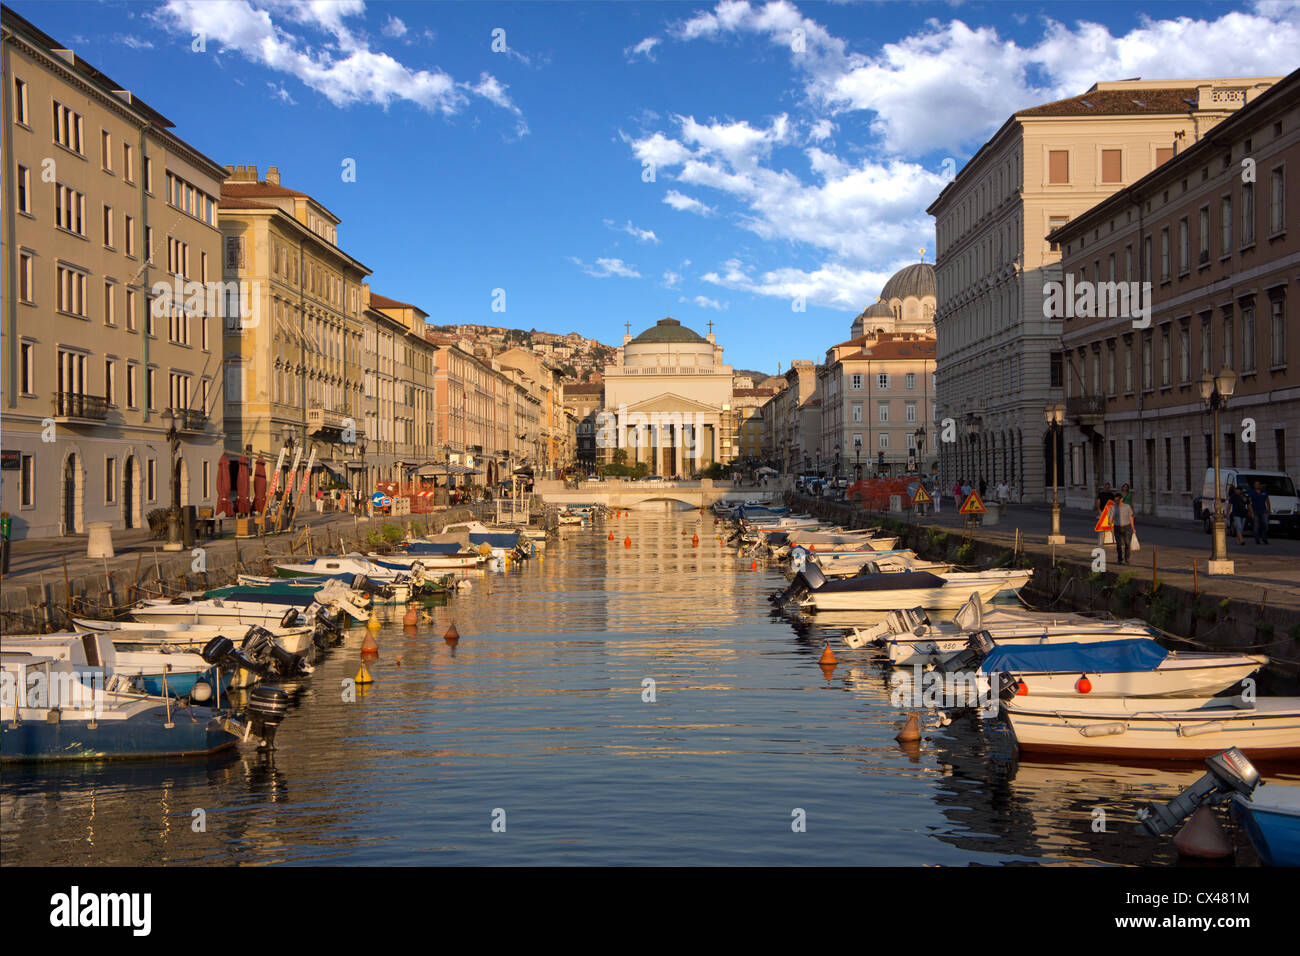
<box><xmin>1095</xmin><ymin>501</ymin><xmax>1114</xmax><ymax>532</ymax></box>
<box><xmin>960</xmin><ymin>491</ymin><xmax>986</xmax><ymax>515</ymax></box>
<box><xmin>371</xmin><ymin>492</ymin><xmax>392</xmax><ymax>508</ymax></box>
<box><xmin>912</xmin><ymin>484</ymin><xmax>933</xmax><ymax>505</ymax></box>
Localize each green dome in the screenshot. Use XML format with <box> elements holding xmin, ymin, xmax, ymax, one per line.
<box><xmin>630</xmin><ymin>317</ymin><xmax>708</xmax><ymax>345</ymax></box>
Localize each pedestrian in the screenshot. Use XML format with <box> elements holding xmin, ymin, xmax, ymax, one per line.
<box><xmin>979</xmin><ymin>476</ymin><xmax>988</xmax><ymax>499</ymax></box>
<box><xmin>1247</xmin><ymin>480</ymin><xmax>1272</xmax><ymax>544</ymax></box>
<box><xmin>1113</xmin><ymin>493</ymin><xmax>1135</xmax><ymax>564</ymax></box>
<box><xmin>1095</xmin><ymin>482</ymin><xmax>1115</xmax><ymax>548</ymax></box>
<box><xmin>952</xmin><ymin>479</ymin><xmax>962</xmax><ymax>512</ymax></box>
<box><xmin>995</xmin><ymin>479</ymin><xmax>1009</xmax><ymax>516</ymax></box>
<box><xmin>1228</xmin><ymin>486</ymin><xmax>1249</xmax><ymax>545</ymax></box>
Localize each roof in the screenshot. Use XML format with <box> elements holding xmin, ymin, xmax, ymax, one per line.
<box><xmin>1016</xmin><ymin>87</ymin><xmax>1207</xmax><ymax>118</ymax></box>
<box><xmin>830</xmin><ymin>331</ymin><xmax>937</xmax><ymax>361</ymax></box>
<box><xmin>732</xmin><ymin>387</ymin><xmax>777</xmax><ymax>398</ymax></box>
<box><xmin>630</xmin><ymin>317</ymin><xmax>708</xmax><ymax>345</ymax></box>
<box><xmin>858</xmin><ymin>301</ymin><xmax>893</xmax><ymax>319</ymax></box>
<box><xmin>220</xmin><ymin>180</ymin><xmax>343</xmax><ymax>226</ymax></box>
<box><xmin>563</xmin><ymin>383</ymin><xmax>604</xmax><ymax>395</ymax></box>
<box><xmin>370</xmin><ymin>293</ymin><xmax>426</xmax><ymax>315</ymax></box>
<box><xmin>879</xmin><ymin>263</ymin><xmax>936</xmax><ymax>301</ymax></box>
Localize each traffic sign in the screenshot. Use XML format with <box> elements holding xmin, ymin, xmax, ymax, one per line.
<box><xmin>959</xmin><ymin>491</ymin><xmax>986</xmax><ymax>515</ymax></box>
<box><xmin>1095</xmin><ymin>501</ymin><xmax>1114</xmax><ymax>532</ymax></box>
<box><xmin>371</xmin><ymin>492</ymin><xmax>392</xmax><ymax>508</ymax></box>
<box><xmin>912</xmin><ymin>484</ymin><xmax>933</xmax><ymax>505</ymax></box>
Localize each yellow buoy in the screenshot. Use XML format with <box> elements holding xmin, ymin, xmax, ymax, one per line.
<box><xmin>355</xmin><ymin>662</ymin><xmax>374</xmax><ymax>685</ymax></box>
<box><xmin>366</xmin><ymin>610</ymin><xmax>381</xmax><ymax>630</ymax></box>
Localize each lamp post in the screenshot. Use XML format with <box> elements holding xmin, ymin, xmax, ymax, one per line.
<box><xmin>1045</xmin><ymin>403</ymin><xmax>1065</xmax><ymax>545</ymax></box>
<box><xmin>913</xmin><ymin>426</ymin><xmax>926</xmax><ymax>474</ymax></box>
<box><xmin>834</xmin><ymin>443</ymin><xmax>841</xmax><ymax>478</ymax></box>
<box><xmin>854</xmin><ymin>445</ymin><xmax>862</xmax><ymax>482</ymax></box>
<box><xmin>1201</xmin><ymin>367</ymin><xmax>1237</xmax><ymax>574</ymax></box>
<box><xmin>160</xmin><ymin>409</ymin><xmax>183</xmax><ymax>551</ymax></box>
<box><xmin>357</xmin><ymin>441</ymin><xmax>366</xmax><ymax>513</ymax></box>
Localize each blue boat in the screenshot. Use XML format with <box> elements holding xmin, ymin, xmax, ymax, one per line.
<box><xmin>1235</xmin><ymin>785</ymin><xmax>1300</xmax><ymax>866</ymax></box>
<box><xmin>134</xmin><ymin>665</ymin><xmax>233</xmax><ymax>700</ymax></box>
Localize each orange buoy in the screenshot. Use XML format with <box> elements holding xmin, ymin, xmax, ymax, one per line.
<box><xmin>896</xmin><ymin>712</ymin><xmax>921</xmax><ymax>743</ymax></box>
<box><xmin>818</xmin><ymin>642</ymin><xmax>838</xmax><ymax>666</ymax></box>
<box><xmin>1173</xmin><ymin>806</ymin><xmax>1233</xmax><ymax>859</ymax></box>
<box><xmin>624</xmin><ymin>536</ymin><xmax>631</xmax><ymax>548</ymax></box>
<box><xmin>608</xmin><ymin>531</ymin><xmax>614</xmax><ymax>541</ymax></box>
<box><xmin>692</xmin><ymin>533</ymin><xmax>699</xmax><ymax>546</ymax></box>
<box><xmin>395</xmin><ymin>655</ymin><xmax>402</xmax><ymax>666</ymax></box>
<box><xmin>361</xmin><ymin>631</ymin><xmax>379</xmax><ymax>657</ymax></box>
<box><xmin>444</xmin><ymin>622</ymin><xmax>460</xmax><ymax>644</ymax></box>
<box><xmin>1016</xmin><ymin>680</ymin><xmax>1028</xmax><ymax>696</ymax></box>
<box><xmin>1076</xmin><ymin>674</ymin><xmax>1093</xmax><ymax>694</ymax></box>
<box><xmin>819</xmin><ymin>662</ymin><xmax>836</xmax><ymax>682</ymax></box>
<box><xmin>750</xmin><ymin>559</ymin><xmax>757</xmax><ymax>571</ymax></box>
<box><xmin>403</xmin><ymin>606</ymin><xmax>418</xmax><ymax>626</ymax></box>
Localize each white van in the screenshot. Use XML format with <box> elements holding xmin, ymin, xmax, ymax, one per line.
<box><xmin>1193</xmin><ymin>468</ymin><xmax>1299</xmax><ymax>536</ymax></box>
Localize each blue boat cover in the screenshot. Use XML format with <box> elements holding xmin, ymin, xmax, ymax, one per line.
<box><xmin>979</xmin><ymin>638</ymin><xmax>1167</xmax><ymax>675</ymax></box>
<box><xmin>820</xmin><ymin>570</ymin><xmax>947</xmax><ymax>592</ymax></box>
<box><xmin>401</xmin><ymin>542</ymin><xmax>463</xmax><ymax>555</ymax></box>
<box><xmin>467</xmin><ymin>532</ymin><xmax>520</xmax><ymax>548</ymax></box>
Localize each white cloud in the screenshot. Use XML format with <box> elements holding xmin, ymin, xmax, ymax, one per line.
<box><xmin>662</xmin><ymin>189</ymin><xmax>716</xmax><ymax>216</ymax></box>
<box><xmin>151</xmin><ymin>0</ymin><xmax>526</xmax><ymax>134</ymax></box>
<box><xmin>626</xmin><ymin>36</ymin><xmax>660</xmax><ymax>60</ymax></box>
<box><xmin>268</xmin><ymin>81</ymin><xmax>296</xmax><ymax>104</ymax></box>
<box><xmin>605</xmin><ymin>219</ymin><xmax>660</xmax><ymax>243</ymax></box>
<box><xmin>381</xmin><ymin>15</ymin><xmax>407</xmax><ymax>39</ymax></box>
<box><xmin>662</xmin><ymin>270</ymin><xmax>683</xmax><ymax>288</ymax></box>
<box><xmin>569</xmin><ymin>256</ymin><xmax>642</xmax><ymax>279</ymax></box>
<box><xmin>702</xmin><ymin>259</ymin><xmax>897</xmax><ymax>311</ymax></box>
<box><xmin>692</xmin><ymin>295</ymin><xmax>726</xmax><ymax>310</ymax></box>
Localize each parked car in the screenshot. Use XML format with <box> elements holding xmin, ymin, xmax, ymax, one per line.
<box><xmin>1193</xmin><ymin>468</ymin><xmax>1299</xmax><ymax>536</ymax></box>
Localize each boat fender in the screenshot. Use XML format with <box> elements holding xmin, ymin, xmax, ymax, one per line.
<box><xmin>1078</xmin><ymin>721</ymin><xmax>1127</xmax><ymax>738</ymax></box>
<box><xmin>1177</xmin><ymin>721</ymin><xmax>1226</xmax><ymax>738</ymax></box>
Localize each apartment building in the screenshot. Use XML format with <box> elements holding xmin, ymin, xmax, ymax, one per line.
<box><xmin>218</xmin><ymin>165</ymin><xmax>372</xmax><ymax>505</ymax></box>
<box><xmin>1050</xmin><ymin>68</ymin><xmax>1299</xmax><ymax>517</ymax></box>
<box><xmin>366</xmin><ymin>289</ymin><xmax>437</xmax><ymax>486</ymax></box>
<box><xmin>762</xmin><ymin>360</ymin><xmax>820</xmax><ymax>474</ymax></box>
<box><xmin>2</xmin><ymin>7</ymin><xmax>226</xmax><ymax>538</ymax></box>
<box><xmin>563</xmin><ymin>381</ymin><xmax>604</xmax><ymax>469</ymax></box>
<box><xmin>928</xmin><ymin>76</ymin><xmax>1281</xmax><ymax>502</ymax></box>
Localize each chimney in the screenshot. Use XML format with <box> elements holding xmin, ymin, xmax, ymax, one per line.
<box><xmin>265</xmin><ymin>166</ymin><xmax>280</xmax><ymax>186</ymax></box>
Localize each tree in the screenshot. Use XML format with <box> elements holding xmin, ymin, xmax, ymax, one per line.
<box><xmin>611</xmin><ymin>448</ymin><xmax>628</xmax><ymax>466</ymax></box>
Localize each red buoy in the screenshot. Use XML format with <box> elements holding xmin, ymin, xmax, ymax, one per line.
<box><xmin>1016</xmin><ymin>680</ymin><xmax>1028</xmax><ymax>696</ymax></box>
<box><xmin>1076</xmin><ymin>675</ymin><xmax>1093</xmax><ymax>694</ymax></box>
<box><xmin>624</xmin><ymin>536</ymin><xmax>631</xmax><ymax>548</ymax></box>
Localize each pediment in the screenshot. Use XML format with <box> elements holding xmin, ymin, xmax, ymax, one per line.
<box><xmin>624</xmin><ymin>392</ymin><xmax>721</xmax><ymax>415</ymax></box>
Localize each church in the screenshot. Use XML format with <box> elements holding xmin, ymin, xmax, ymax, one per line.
<box><xmin>598</xmin><ymin>317</ymin><xmax>737</xmax><ymax>476</ymax></box>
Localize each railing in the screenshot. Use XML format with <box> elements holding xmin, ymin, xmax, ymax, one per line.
<box><xmin>168</xmin><ymin>407</ymin><xmax>208</xmax><ymax>431</ymax></box>
<box><xmin>51</xmin><ymin>392</ymin><xmax>109</xmax><ymax>421</ymax></box>
<box><xmin>1066</xmin><ymin>395</ymin><xmax>1106</xmax><ymax>418</ymax></box>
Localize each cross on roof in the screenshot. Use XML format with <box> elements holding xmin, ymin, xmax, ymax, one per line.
<box><xmin>707</xmin><ymin>320</ymin><xmax>714</xmax><ymax>335</ymax></box>
<box><xmin>624</xmin><ymin>322</ymin><xmax>632</xmax><ymax>335</ymax></box>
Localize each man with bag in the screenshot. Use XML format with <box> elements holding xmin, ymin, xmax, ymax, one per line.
<box><xmin>1113</xmin><ymin>489</ymin><xmax>1136</xmax><ymax>564</ymax></box>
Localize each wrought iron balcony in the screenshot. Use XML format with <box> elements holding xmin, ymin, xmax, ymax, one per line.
<box><xmin>51</xmin><ymin>392</ymin><xmax>109</xmax><ymax>422</ymax></box>
<box><xmin>167</xmin><ymin>407</ymin><xmax>208</xmax><ymax>432</ymax></box>
<box><xmin>1066</xmin><ymin>395</ymin><xmax>1106</xmax><ymax>421</ymax></box>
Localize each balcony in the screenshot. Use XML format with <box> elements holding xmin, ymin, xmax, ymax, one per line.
<box><xmin>51</xmin><ymin>392</ymin><xmax>109</xmax><ymax>423</ymax></box>
<box><xmin>1066</xmin><ymin>395</ymin><xmax>1106</xmax><ymax>433</ymax></box>
<box><xmin>307</xmin><ymin>407</ymin><xmax>362</xmax><ymax>442</ymax></box>
<box><xmin>166</xmin><ymin>407</ymin><xmax>208</xmax><ymax>432</ymax></box>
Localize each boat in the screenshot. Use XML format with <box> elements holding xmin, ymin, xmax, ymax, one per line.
<box><xmin>972</xmin><ymin>638</ymin><xmax>1267</xmax><ymax>699</ymax></box>
<box><xmin>1002</xmin><ymin>694</ymin><xmax>1300</xmax><ymax>759</ymax></box>
<box><xmin>1234</xmin><ymin>785</ymin><xmax>1300</xmax><ymax>866</ymax></box>
<box><xmin>1</xmin><ymin>653</ymin><xmax>244</xmax><ymax>762</ymax></box>
<box><xmin>791</xmin><ymin>547</ymin><xmax>949</xmax><ymax>577</ymax></box>
<box><xmin>127</xmin><ymin>581</ymin><xmax>365</xmax><ymax>630</ymax></box>
<box><xmin>74</xmin><ymin>617</ymin><xmax>318</xmax><ymax>658</ymax></box>
<box><xmin>367</xmin><ymin>550</ymin><xmax>482</xmax><ymax>571</ymax></box>
<box><xmin>775</xmin><ymin>562</ymin><xmax>1030</xmax><ymax>612</ymax></box>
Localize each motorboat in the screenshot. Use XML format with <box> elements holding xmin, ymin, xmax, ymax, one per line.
<box><xmin>1234</xmin><ymin>785</ymin><xmax>1300</xmax><ymax>866</ymax></box>
<box><xmin>971</xmin><ymin>637</ymin><xmax>1267</xmax><ymax>699</ymax></box>
<box><xmin>1002</xmin><ymin>694</ymin><xmax>1300</xmax><ymax>759</ymax></box>
<box><xmin>791</xmin><ymin>547</ymin><xmax>949</xmax><ymax>578</ymax></box>
<box><xmin>774</xmin><ymin>562</ymin><xmax>1029</xmax><ymax>613</ymax></box>
<box><xmin>74</xmin><ymin>617</ymin><xmax>318</xmax><ymax>658</ymax></box>
<box><xmin>367</xmin><ymin>550</ymin><xmax>482</xmax><ymax>572</ymax></box>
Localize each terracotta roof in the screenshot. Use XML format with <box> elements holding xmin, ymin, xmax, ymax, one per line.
<box><xmin>370</xmin><ymin>293</ymin><xmax>425</xmax><ymax>314</ymax></box>
<box><xmin>564</xmin><ymin>383</ymin><xmax>604</xmax><ymax>396</ymax></box>
<box><xmin>216</xmin><ymin>196</ymin><xmax>280</xmax><ymax>211</ymax></box>
<box><xmin>222</xmin><ymin>181</ymin><xmax>310</xmax><ymax>200</ymax></box>
<box><xmin>732</xmin><ymin>387</ymin><xmax>777</xmax><ymax>398</ymax></box>
<box><xmin>1017</xmin><ymin>88</ymin><xmax>1201</xmax><ymax>118</ymax></box>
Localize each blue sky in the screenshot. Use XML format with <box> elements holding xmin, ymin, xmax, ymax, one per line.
<box><xmin>22</xmin><ymin>0</ymin><xmax>1300</xmax><ymax>372</ymax></box>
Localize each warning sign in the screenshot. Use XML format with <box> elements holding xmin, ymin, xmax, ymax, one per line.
<box><xmin>911</xmin><ymin>484</ymin><xmax>933</xmax><ymax>505</ymax></box>
<box><xmin>959</xmin><ymin>491</ymin><xmax>987</xmax><ymax>515</ymax></box>
<box><xmin>1095</xmin><ymin>501</ymin><xmax>1114</xmax><ymax>532</ymax></box>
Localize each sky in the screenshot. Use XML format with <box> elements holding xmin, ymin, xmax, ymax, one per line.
<box><xmin>20</xmin><ymin>0</ymin><xmax>1300</xmax><ymax>372</ymax></box>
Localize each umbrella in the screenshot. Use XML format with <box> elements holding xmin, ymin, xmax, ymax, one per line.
<box><xmin>253</xmin><ymin>459</ymin><xmax>268</xmax><ymax>513</ymax></box>
<box><xmin>216</xmin><ymin>453</ymin><xmax>232</xmax><ymax>516</ymax></box>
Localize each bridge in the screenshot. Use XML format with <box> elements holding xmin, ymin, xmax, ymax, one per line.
<box><xmin>533</xmin><ymin>478</ymin><xmax>786</xmax><ymax>511</ymax></box>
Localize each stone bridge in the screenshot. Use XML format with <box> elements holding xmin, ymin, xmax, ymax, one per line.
<box><xmin>533</xmin><ymin>478</ymin><xmax>787</xmax><ymax>511</ymax></box>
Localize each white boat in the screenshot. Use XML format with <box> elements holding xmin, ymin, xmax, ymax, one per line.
<box><xmin>781</xmin><ymin>563</ymin><xmax>1030</xmax><ymax>613</ymax></box>
<box><xmin>972</xmin><ymin>638</ymin><xmax>1267</xmax><ymax>699</ymax></box>
<box><xmin>1003</xmin><ymin>694</ymin><xmax>1300</xmax><ymax>759</ymax></box>
<box><xmin>792</xmin><ymin>548</ymin><xmax>950</xmax><ymax>578</ymax></box>
<box><xmin>789</xmin><ymin>531</ymin><xmax>900</xmax><ymax>552</ymax></box>
<box><xmin>2</xmin><ymin>632</ymin><xmax>226</xmax><ymax>699</ymax></box>
<box><xmin>73</xmin><ymin>617</ymin><xmax>317</xmax><ymax>658</ymax></box>
<box><xmin>363</xmin><ymin>550</ymin><xmax>482</xmax><ymax>571</ymax></box>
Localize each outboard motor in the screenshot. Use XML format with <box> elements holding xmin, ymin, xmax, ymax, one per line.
<box><xmin>311</xmin><ymin>605</ymin><xmax>345</xmax><ymax>645</ymax></box>
<box><xmin>352</xmin><ymin>574</ymin><xmax>394</xmax><ymax>600</ymax></box>
<box><xmin>853</xmin><ymin>561</ymin><xmax>882</xmax><ymax>577</ymax></box>
<box><xmin>1137</xmin><ymin>748</ymin><xmax>1260</xmax><ymax>836</ymax></box>
<box><xmin>241</xmin><ymin>626</ymin><xmax>310</xmax><ymax>679</ymax></box>
<box><xmin>770</xmin><ymin>562</ymin><xmax>827</xmax><ymax>604</ymax></box>
<box><xmin>245</xmin><ymin>686</ymin><xmax>291</xmax><ymax>751</ymax></box>
<box><xmin>935</xmin><ymin>629</ymin><xmax>996</xmax><ymax>675</ymax></box>
<box><xmin>201</xmin><ymin>634</ymin><xmax>261</xmax><ymax>674</ymax></box>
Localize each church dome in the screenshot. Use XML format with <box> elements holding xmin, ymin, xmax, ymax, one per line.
<box><xmin>862</xmin><ymin>301</ymin><xmax>893</xmax><ymax>318</ymax></box>
<box><xmin>879</xmin><ymin>262</ymin><xmax>936</xmax><ymax>302</ymax></box>
<box><xmin>630</xmin><ymin>317</ymin><xmax>708</xmax><ymax>345</ymax></box>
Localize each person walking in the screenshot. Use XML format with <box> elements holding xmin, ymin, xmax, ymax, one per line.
<box><xmin>1113</xmin><ymin>494</ymin><xmax>1135</xmax><ymax>564</ymax></box>
<box><xmin>952</xmin><ymin>479</ymin><xmax>962</xmax><ymax>512</ymax></box>
<box><xmin>1228</xmin><ymin>486</ymin><xmax>1249</xmax><ymax>545</ymax></box>
<box><xmin>1095</xmin><ymin>482</ymin><xmax>1115</xmax><ymax>548</ymax></box>
<box><xmin>995</xmin><ymin>479</ymin><xmax>1009</xmax><ymax>515</ymax></box>
<box><xmin>1248</xmin><ymin>480</ymin><xmax>1272</xmax><ymax>544</ymax></box>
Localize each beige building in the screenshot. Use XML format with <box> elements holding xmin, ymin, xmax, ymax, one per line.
<box><xmin>762</xmin><ymin>360</ymin><xmax>820</xmax><ymax>474</ymax></box>
<box><xmin>218</xmin><ymin>165</ymin><xmax>372</xmax><ymax>506</ymax></box>
<box><xmin>1051</xmin><ymin>69</ymin><xmax>1300</xmax><ymax>518</ymax></box>
<box><xmin>365</xmin><ymin>290</ymin><xmax>437</xmax><ymax>487</ymax></box>
<box><xmin>927</xmin><ymin>76</ymin><xmax>1281</xmax><ymax>501</ymax></box>
<box><xmin>599</xmin><ymin>317</ymin><xmax>736</xmax><ymax>475</ymax></box>
<box><xmin>2</xmin><ymin>8</ymin><xmax>227</xmax><ymax>538</ymax></box>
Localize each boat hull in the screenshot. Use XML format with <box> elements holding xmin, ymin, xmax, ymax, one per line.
<box><xmin>1234</xmin><ymin>791</ymin><xmax>1300</xmax><ymax>866</ymax></box>
<box><xmin>809</xmin><ymin>574</ymin><xmax>1028</xmax><ymax>612</ymax></box>
<box><xmin>1</xmin><ymin>706</ymin><xmax>238</xmax><ymax>762</ymax></box>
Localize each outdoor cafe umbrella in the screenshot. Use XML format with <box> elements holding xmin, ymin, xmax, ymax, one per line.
<box><xmin>216</xmin><ymin>453</ymin><xmax>232</xmax><ymax>516</ymax></box>
<box><xmin>253</xmin><ymin>459</ymin><xmax>268</xmax><ymax>513</ymax></box>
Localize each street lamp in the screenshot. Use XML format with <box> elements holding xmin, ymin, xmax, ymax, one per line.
<box><xmin>914</xmin><ymin>426</ymin><xmax>926</xmax><ymax>473</ymax></box>
<box><xmin>1201</xmin><ymin>367</ymin><xmax>1237</xmax><ymax>574</ymax></box>
<box><xmin>357</xmin><ymin>441</ymin><xmax>367</xmax><ymax>513</ymax></box>
<box><xmin>1045</xmin><ymin>403</ymin><xmax>1065</xmax><ymax>545</ymax></box>
<box><xmin>834</xmin><ymin>443</ymin><xmax>841</xmax><ymax>478</ymax></box>
<box><xmin>160</xmin><ymin>409</ymin><xmax>183</xmax><ymax>551</ymax></box>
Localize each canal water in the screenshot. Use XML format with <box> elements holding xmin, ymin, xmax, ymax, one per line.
<box><xmin>3</xmin><ymin>511</ymin><xmax>1292</xmax><ymax>865</ymax></box>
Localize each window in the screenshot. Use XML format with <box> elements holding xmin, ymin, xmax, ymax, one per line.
<box><xmin>125</xmin><ymin>287</ymin><xmax>137</xmax><ymax>332</ymax></box>
<box><xmin>54</xmin><ymin>183</ymin><xmax>85</xmax><ymax>235</ymax></box>
<box><xmin>879</xmin><ymin>403</ymin><xmax>890</xmax><ymax>423</ymax></box>
<box><xmin>52</xmin><ymin>101</ymin><xmax>84</xmax><ymax>153</ymax></box>
<box><xmin>202</xmin><ymin>461</ymin><xmax>210</xmax><ymax>499</ymax></box>
<box><xmin>1048</xmin><ymin>215</ymin><xmax>1068</xmax><ymax>250</ymax></box>
<box><xmin>56</xmin><ymin>265</ymin><xmax>87</xmax><ymax>317</ymax></box>
<box><xmin>1178</xmin><ymin>218</ymin><xmax>1189</xmax><ymax>274</ymax></box>
<box><xmin>57</xmin><ymin>349</ymin><xmax>87</xmax><ymax>398</ymax></box>
<box><xmin>20</xmin><ymin>454</ymin><xmax>34</xmax><ymax>507</ymax></box>
<box><xmin>126</xmin><ymin>364</ymin><xmax>137</xmax><ymax>407</ymax></box>
<box><xmin>878</xmin><ymin>433</ymin><xmax>890</xmax><ymax>450</ymax></box>
<box><xmin>1161</xmin><ymin>326</ymin><xmax>1171</xmax><ymax>386</ymax></box>
<box><xmin>1050</xmin><ymin>351</ymin><xmax>1063</xmax><ymax>388</ymax></box>
<box><xmin>105</xmin><ymin>358</ymin><xmax>116</xmax><ymax>405</ymax></box>
<box><xmin>1184</xmin><ymin>436</ymin><xmax>1193</xmax><ymax>491</ymax></box>
<box><xmin>101</xmin><ymin>129</ymin><xmax>112</xmax><ymax>172</ymax></box>
<box><xmin>1200</xmin><ymin>314</ymin><xmax>1212</xmax><ymax>372</ymax></box>
<box><xmin>1107</xmin><ymin>342</ymin><xmax>1116</xmax><ymax>395</ymax></box>
<box><xmin>1242</xmin><ymin>303</ymin><xmax>1256</xmax><ymax>373</ymax></box>
<box><xmin>1180</xmin><ymin>323</ymin><xmax>1190</xmax><ymax>382</ymax></box>
<box><xmin>904</xmin><ymin>372</ymin><xmax>916</xmax><ymax>390</ymax></box>
<box><xmin>905</xmin><ymin>402</ymin><xmax>917</xmax><ymax>422</ymax></box>
<box><xmin>13</xmin><ymin>76</ymin><xmax>28</xmax><ymax>124</ymax></box>
<box><xmin>16</xmin><ymin>163</ymin><xmax>30</xmax><ymax>213</ymax></box>
<box><xmin>19</xmin><ymin>341</ymin><xmax>35</xmax><ymax>395</ymax></box>
<box><xmin>1198</xmin><ymin>206</ymin><xmax>1210</xmax><ymax>264</ymax></box>
<box><xmin>851</xmin><ymin>403</ymin><xmax>862</xmax><ymax>423</ymax></box>
<box><xmin>123</xmin><ymin>142</ymin><xmax>134</xmax><ymax>183</ymax></box>
<box><xmin>1271</xmin><ymin>294</ymin><xmax>1287</xmax><ymax>368</ymax></box>
<box><xmin>1156</xmin><ymin>146</ymin><xmax>1174</xmax><ymax>166</ymax></box>
<box><xmin>146</xmin><ymin>458</ymin><xmax>156</xmax><ymax>501</ymax></box>
<box><xmin>1142</xmin><ymin>331</ymin><xmax>1153</xmax><ymax>391</ymax></box>
<box><xmin>1221</xmin><ymin>195</ymin><xmax>1232</xmax><ymax>254</ymax></box>
<box><xmin>103</xmin><ymin>280</ymin><xmax>115</xmax><ymax>326</ymax></box>
<box><xmin>18</xmin><ymin>251</ymin><xmax>33</xmax><ymax>303</ymax></box>
<box><xmin>1160</xmin><ymin>227</ymin><xmax>1170</xmax><ymax>280</ymax></box>
<box><xmin>143</xmin><ymin>156</ymin><xmax>153</xmax><ymax>193</ymax></box>
<box><xmin>124</xmin><ymin>215</ymin><xmax>136</xmax><ymax>256</ymax></box>
<box><xmin>1242</xmin><ymin>183</ymin><xmax>1255</xmax><ymax>245</ymax></box>
<box><xmin>1270</xmin><ymin>166</ymin><xmax>1285</xmax><ymax>234</ymax></box>
<box><xmin>1124</xmin><ymin>244</ymin><xmax>1133</xmax><ymax>282</ymax></box>
<box><xmin>144</xmin><ymin>225</ymin><xmax>153</xmax><ymax>263</ymax></box>
<box><xmin>1101</xmin><ymin>149</ymin><xmax>1122</xmax><ymax>183</ymax></box>
<box><xmin>1048</xmin><ymin>150</ymin><xmax>1069</xmax><ymax>184</ymax></box>
<box><xmin>1222</xmin><ymin>309</ymin><xmax>1235</xmax><ymax>369</ymax></box>
<box><xmin>146</xmin><ymin>367</ymin><xmax>156</xmax><ymax>410</ymax></box>
<box><xmin>102</xmin><ymin>204</ymin><xmax>113</xmax><ymax>247</ymax></box>
<box><xmin>1143</xmin><ymin>234</ymin><xmax>1152</xmax><ymax>282</ymax></box>
<box><xmin>1164</xmin><ymin>437</ymin><xmax>1173</xmax><ymax>491</ymax></box>
<box><xmin>105</xmin><ymin>457</ymin><xmax>116</xmax><ymax>504</ymax></box>
<box><xmin>876</xmin><ymin>373</ymin><xmax>890</xmax><ymax>390</ymax></box>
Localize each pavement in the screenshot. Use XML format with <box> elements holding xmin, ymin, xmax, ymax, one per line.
<box><xmin>911</xmin><ymin>499</ymin><xmax>1300</xmax><ymax>613</ymax></box>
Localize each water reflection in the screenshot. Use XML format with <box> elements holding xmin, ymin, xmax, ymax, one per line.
<box><xmin>3</xmin><ymin>511</ymin><xmax>1292</xmax><ymax>866</ymax></box>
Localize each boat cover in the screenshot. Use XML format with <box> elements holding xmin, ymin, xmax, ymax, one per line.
<box><xmin>818</xmin><ymin>571</ymin><xmax>947</xmax><ymax>593</ymax></box>
<box><xmin>400</xmin><ymin>541</ymin><xmax>464</xmax><ymax>555</ymax></box>
<box><xmin>980</xmin><ymin>638</ymin><xmax>1167</xmax><ymax>675</ymax></box>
